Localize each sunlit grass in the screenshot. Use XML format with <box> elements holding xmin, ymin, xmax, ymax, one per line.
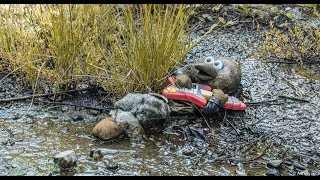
<box><xmin>0</xmin><ymin>4</ymin><xmax>200</xmax><ymax>97</ymax></box>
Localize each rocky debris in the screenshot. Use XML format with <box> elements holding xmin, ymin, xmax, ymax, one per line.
<box><xmin>92</xmin><ymin>117</ymin><xmax>124</xmax><ymax>141</ymax></box>
<box><xmin>53</xmin><ymin>150</ymin><xmax>77</xmax><ymax>169</ymax></box>
<box><xmin>109</xmin><ymin>93</ymin><xmax>170</xmax><ymax>138</ymax></box>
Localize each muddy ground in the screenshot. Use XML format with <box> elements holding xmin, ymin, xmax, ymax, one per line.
<box><xmin>0</xmin><ymin>4</ymin><xmax>320</xmax><ymax>176</ymax></box>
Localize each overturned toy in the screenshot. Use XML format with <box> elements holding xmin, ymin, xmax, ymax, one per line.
<box><xmin>92</xmin><ymin>56</ymin><xmax>246</xmax><ymax>141</ymax></box>
<box><xmin>162</xmin><ymin>56</ymin><xmax>246</xmax><ymax>116</ymax></box>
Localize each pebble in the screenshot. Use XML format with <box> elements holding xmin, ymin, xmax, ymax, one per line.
<box><xmin>53</xmin><ymin>150</ymin><xmax>77</xmax><ymax>169</ymax></box>
<box><xmin>71</xmin><ymin>115</ymin><xmax>84</xmax><ymax>122</ymax></box>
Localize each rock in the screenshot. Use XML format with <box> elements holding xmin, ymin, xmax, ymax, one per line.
<box><xmin>235</xmin><ymin>169</ymin><xmax>247</xmax><ymax>176</ymax></box>
<box><xmin>110</xmin><ymin>93</ymin><xmax>170</xmax><ymax>137</ymax></box>
<box><xmin>181</xmin><ymin>144</ymin><xmax>196</xmax><ymax>156</ymax></box>
<box><xmin>61</xmin><ymin>106</ymin><xmax>69</xmax><ymax>112</ymax></box>
<box><xmin>297</xmin><ymin>170</ymin><xmax>310</xmax><ymax>176</ymax></box>
<box><xmin>267</xmin><ymin>159</ymin><xmax>283</xmax><ymax>169</ymax></box>
<box><xmin>270</xmin><ymin>7</ymin><xmax>280</xmax><ymax>14</ymax></box>
<box><xmin>266</xmin><ymin>168</ymin><xmax>280</xmax><ymax>176</ymax></box>
<box><xmin>71</xmin><ymin>115</ymin><xmax>84</xmax><ymax>122</ymax></box>
<box><xmin>111</xmin><ymin>111</ymin><xmax>144</xmax><ymax>138</ymax></box>
<box><xmin>53</xmin><ymin>150</ymin><xmax>77</xmax><ymax>169</ymax></box>
<box><xmin>92</xmin><ymin>118</ymin><xmax>124</xmax><ymax>141</ymax></box>
<box><xmin>202</xmin><ymin>14</ymin><xmax>214</xmax><ymax>22</ymax></box>
<box><xmin>89</xmin><ymin>109</ymin><xmax>100</xmax><ymax>115</ymax></box>
<box><xmin>104</xmin><ymin>160</ymin><xmax>119</xmax><ymax>170</ymax></box>
<box><xmin>89</xmin><ymin>149</ymin><xmax>103</xmax><ymax>160</ymax></box>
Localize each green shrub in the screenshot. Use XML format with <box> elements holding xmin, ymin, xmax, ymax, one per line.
<box><xmin>263</xmin><ymin>20</ymin><xmax>320</xmax><ymax>63</ymax></box>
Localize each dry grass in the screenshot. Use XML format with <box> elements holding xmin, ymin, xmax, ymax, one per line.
<box><xmin>0</xmin><ymin>4</ymin><xmax>200</xmax><ymax>97</ymax></box>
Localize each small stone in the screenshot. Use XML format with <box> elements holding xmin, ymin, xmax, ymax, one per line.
<box><xmin>89</xmin><ymin>109</ymin><xmax>100</xmax><ymax>115</ymax></box>
<box><xmin>297</xmin><ymin>170</ymin><xmax>310</xmax><ymax>176</ymax></box>
<box><xmin>104</xmin><ymin>160</ymin><xmax>119</xmax><ymax>170</ymax></box>
<box><xmin>92</xmin><ymin>118</ymin><xmax>124</xmax><ymax>141</ymax></box>
<box><xmin>266</xmin><ymin>168</ymin><xmax>280</xmax><ymax>176</ymax></box>
<box><xmin>90</xmin><ymin>149</ymin><xmax>103</xmax><ymax>160</ymax></box>
<box><xmin>61</xmin><ymin>106</ymin><xmax>69</xmax><ymax>112</ymax></box>
<box><xmin>71</xmin><ymin>115</ymin><xmax>84</xmax><ymax>122</ymax></box>
<box><xmin>285</xmin><ymin>7</ymin><xmax>292</xmax><ymax>11</ymax></box>
<box><xmin>181</xmin><ymin>144</ymin><xmax>196</xmax><ymax>156</ymax></box>
<box><xmin>267</xmin><ymin>159</ymin><xmax>283</xmax><ymax>169</ymax></box>
<box><xmin>270</xmin><ymin>7</ymin><xmax>279</xmax><ymax>14</ymax></box>
<box><xmin>54</xmin><ymin>150</ymin><xmax>77</xmax><ymax>169</ymax></box>
<box><xmin>235</xmin><ymin>169</ymin><xmax>247</xmax><ymax>176</ymax></box>
<box><xmin>202</xmin><ymin>14</ymin><xmax>214</xmax><ymax>22</ymax></box>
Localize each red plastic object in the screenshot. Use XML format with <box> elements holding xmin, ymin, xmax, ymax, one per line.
<box><xmin>164</xmin><ymin>76</ymin><xmax>247</xmax><ymax>111</ymax></box>
<box><xmin>162</xmin><ymin>84</ymin><xmax>208</xmax><ymax>108</ymax></box>
<box><xmin>224</xmin><ymin>96</ymin><xmax>247</xmax><ymax>110</ymax></box>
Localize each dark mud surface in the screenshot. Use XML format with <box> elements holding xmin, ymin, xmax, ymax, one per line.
<box><xmin>1</xmin><ymin>6</ymin><xmax>320</xmax><ymax>176</ymax></box>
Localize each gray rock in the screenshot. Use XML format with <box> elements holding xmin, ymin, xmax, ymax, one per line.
<box><xmin>297</xmin><ymin>170</ymin><xmax>310</xmax><ymax>176</ymax></box>
<box><xmin>54</xmin><ymin>150</ymin><xmax>77</xmax><ymax>169</ymax></box>
<box><xmin>104</xmin><ymin>159</ymin><xmax>119</xmax><ymax>170</ymax></box>
<box><xmin>61</xmin><ymin>106</ymin><xmax>69</xmax><ymax>112</ymax></box>
<box><xmin>111</xmin><ymin>110</ymin><xmax>144</xmax><ymax>138</ymax></box>
<box><xmin>90</xmin><ymin>149</ymin><xmax>103</xmax><ymax>160</ymax></box>
<box><xmin>267</xmin><ymin>159</ymin><xmax>283</xmax><ymax>169</ymax></box>
<box><xmin>110</xmin><ymin>93</ymin><xmax>170</xmax><ymax>137</ymax></box>
<box><xmin>181</xmin><ymin>144</ymin><xmax>196</xmax><ymax>156</ymax></box>
<box><xmin>71</xmin><ymin>115</ymin><xmax>84</xmax><ymax>122</ymax></box>
<box><xmin>266</xmin><ymin>168</ymin><xmax>280</xmax><ymax>176</ymax></box>
<box><xmin>89</xmin><ymin>109</ymin><xmax>100</xmax><ymax>115</ymax></box>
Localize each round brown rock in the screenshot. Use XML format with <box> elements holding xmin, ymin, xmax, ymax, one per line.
<box><xmin>92</xmin><ymin>118</ymin><xmax>124</xmax><ymax>141</ymax></box>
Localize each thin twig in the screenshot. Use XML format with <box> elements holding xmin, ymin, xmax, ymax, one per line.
<box><xmin>223</xmin><ymin>109</ymin><xmax>240</xmax><ymax>135</ymax></box>
<box><xmin>34</xmin><ymin>100</ymin><xmax>114</xmax><ymax>111</ymax></box>
<box><xmin>0</xmin><ymin>87</ymin><xmax>96</xmax><ymax>103</ymax></box>
<box><xmin>244</xmin><ymin>99</ymin><xmax>278</xmax><ymax>105</ymax></box>
<box><xmin>278</xmin><ymin>95</ymin><xmax>310</xmax><ymax>103</ymax></box>
<box><xmin>265</xmin><ymin>61</ymin><xmax>297</xmax><ymax>64</ymax></box>
<box><xmin>247</xmin><ymin>102</ymin><xmax>285</xmax><ymax>106</ymax></box>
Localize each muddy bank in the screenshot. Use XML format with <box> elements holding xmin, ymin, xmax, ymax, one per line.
<box><xmin>1</xmin><ymin>22</ymin><xmax>320</xmax><ymax>176</ymax></box>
